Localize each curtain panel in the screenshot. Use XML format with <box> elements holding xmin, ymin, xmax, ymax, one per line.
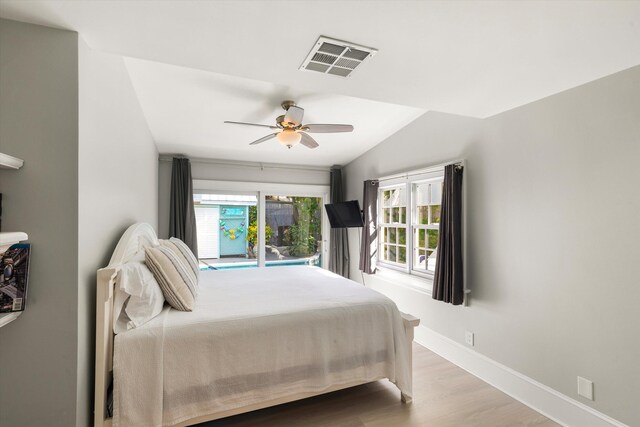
<box><xmin>359</xmin><ymin>180</ymin><xmax>379</xmax><ymax>274</ymax></box>
<box><xmin>432</xmin><ymin>164</ymin><xmax>464</xmax><ymax>305</ymax></box>
<box><xmin>328</xmin><ymin>167</ymin><xmax>350</xmax><ymax>278</ymax></box>
<box><xmin>169</xmin><ymin>157</ymin><xmax>198</xmax><ymax>258</ymax></box>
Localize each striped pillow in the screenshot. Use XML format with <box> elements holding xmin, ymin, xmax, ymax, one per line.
<box><xmin>145</xmin><ymin>246</ymin><xmax>197</xmax><ymax>311</ymax></box>
<box><xmin>160</xmin><ymin>238</ymin><xmax>199</xmax><ymax>288</ymax></box>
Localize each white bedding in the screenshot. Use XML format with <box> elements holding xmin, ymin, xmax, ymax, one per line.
<box><xmin>113</xmin><ymin>266</ymin><xmax>410</xmax><ymax>427</ymax></box>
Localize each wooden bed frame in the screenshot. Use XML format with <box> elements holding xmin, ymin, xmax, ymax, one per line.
<box><xmin>94</xmin><ymin>223</ymin><xmax>420</xmax><ymax>427</ymax></box>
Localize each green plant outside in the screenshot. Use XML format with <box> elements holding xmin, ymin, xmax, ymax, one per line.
<box><xmin>247</xmin><ymin>200</ymin><xmax>321</xmax><ymax>257</ymax></box>
<box><xmin>247</xmin><ymin>206</ymin><xmax>273</xmax><ymax>248</ymax></box>
<box><xmin>284</xmin><ymin>197</ymin><xmax>321</xmax><ymax>257</ymax></box>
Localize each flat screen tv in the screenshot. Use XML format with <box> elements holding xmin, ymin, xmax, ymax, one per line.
<box><xmin>324</xmin><ymin>200</ymin><xmax>364</xmax><ymax>228</ymax></box>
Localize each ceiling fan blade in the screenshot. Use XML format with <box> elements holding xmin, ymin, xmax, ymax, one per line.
<box><xmin>249</xmin><ymin>133</ymin><xmax>279</xmax><ymax>145</ymax></box>
<box><xmin>224</xmin><ymin>121</ymin><xmax>279</xmax><ymax>129</ymax></box>
<box><xmin>299</xmin><ymin>132</ymin><xmax>319</xmax><ymax>149</ymax></box>
<box><xmin>302</xmin><ymin>124</ymin><xmax>354</xmax><ymax>133</ymax></box>
<box><xmin>283</xmin><ymin>105</ymin><xmax>304</xmax><ymax>127</ymax></box>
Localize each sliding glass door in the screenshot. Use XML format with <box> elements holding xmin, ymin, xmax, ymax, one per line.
<box><xmin>193</xmin><ymin>181</ymin><xmax>329</xmax><ymax>270</ymax></box>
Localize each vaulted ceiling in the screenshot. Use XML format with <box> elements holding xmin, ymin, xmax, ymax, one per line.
<box><xmin>2</xmin><ymin>1</ymin><xmax>639</xmax><ymax>165</ymax></box>
<box><xmin>124</xmin><ymin>58</ymin><xmax>424</xmax><ymax>165</ymax></box>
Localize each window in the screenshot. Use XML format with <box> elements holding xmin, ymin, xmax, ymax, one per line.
<box><xmin>377</xmin><ymin>169</ymin><xmax>444</xmax><ymax>281</ymax></box>
<box><xmin>379</xmin><ymin>187</ymin><xmax>407</xmax><ymax>265</ymax></box>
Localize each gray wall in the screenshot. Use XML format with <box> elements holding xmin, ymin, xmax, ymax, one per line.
<box><xmin>0</xmin><ymin>19</ymin><xmax>159</xmax><ymax>426</ymax></box>
<box><xmin>0</xmin><ymin>19</ymin><xmax>80</xmax><ymax>427</ymax></box>
<box><xmin>158</xmin><ymin>159</ymin><xmax>329</xmax><ymax>238</ymax></box>
<box><xmin>76</xmin><ymin>39</ymin><xmax>158</xmax><ymax>425</ymax></box>
<box><xmin>345</xmin><ymin>65</ymin><xmax>640</xmax><ymax>426</ymax></box>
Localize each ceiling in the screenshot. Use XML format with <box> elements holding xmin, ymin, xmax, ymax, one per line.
<box><xmin>124</xmin><ymin>58</ymin><xmax>424</xmax><ymax>165</ymax></box>
<box><xmin>2</xmin><ymin>1</ymin><xmax>640</xmax><ymax>165</ymax></box>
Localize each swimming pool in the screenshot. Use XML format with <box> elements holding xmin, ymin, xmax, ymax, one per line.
<box><xmin>200</xmin><ymin>257</ymin><xmax>321</xmax><ymax>271</ymax></box>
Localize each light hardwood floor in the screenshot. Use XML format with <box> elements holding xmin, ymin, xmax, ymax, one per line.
<box><xmin>200</xmin><ymin>343</ymin><xmax>559</xmax><ymax>427</ymax></box>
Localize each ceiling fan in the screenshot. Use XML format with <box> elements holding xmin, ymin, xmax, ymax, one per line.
<box><xmin>224</xmin><ymin>100</ymin><xmax>354</xmax><ymax>149</ymax></box>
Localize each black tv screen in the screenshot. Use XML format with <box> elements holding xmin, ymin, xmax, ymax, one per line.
<box><xmin>325</xmin><ymin>200</ymin><xmax>364</xmax><ymax>228</ymax></box>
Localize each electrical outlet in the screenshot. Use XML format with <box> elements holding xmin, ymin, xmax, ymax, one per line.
<box><xmin>465</xmin><ymin>331</ymin><xmax>474</xmax><ymax>346</ymax></box>
<box><xmin>577</xmin><ymin>376</ymin><xmax>594</xmax><ymax>400</ymax></box>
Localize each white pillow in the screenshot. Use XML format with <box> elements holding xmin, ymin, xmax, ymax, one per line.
<box><xmin>113</xmin><ymin>255</ymin><xmax>165</xmax><ymax>334</ymax></box>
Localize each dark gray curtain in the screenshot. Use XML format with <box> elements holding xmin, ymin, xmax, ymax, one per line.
<box><xmin>359</xmin><ymin>180</ymin><xmax>379</xmax><ymax>274</ymax></box>
<box><xmin>433</xmin><ymin>164</ymin><xmax>464</xmax><ymax>305</ymax></box>
<box><xmin>328</xmin><ymin>167</ymin><xmax>349</xmax><ymax>278</ymax></box>
<box><xmin>169</xmin><ymin>157</ymin><xmax>198</xmax><ymax>258</ymax></box>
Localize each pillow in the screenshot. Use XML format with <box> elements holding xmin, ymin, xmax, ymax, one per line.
<box><xmin>159</xmin><ymin>237</ymin><xmax>199</xmax><ymax>290</ymax></box>
<box><xmin>112</xmin><ymin>256</ymin><xmax>165</xmax><ymax>334</ymax></box>
<box><xmin>145</xmin><ymin>246</ymin><xmax>197</xmax><ymax>311</ymax></box>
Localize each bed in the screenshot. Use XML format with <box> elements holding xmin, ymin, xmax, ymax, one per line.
<box><xmin>95</xmin><ymin>223</ymin><xmax>420</xmax><ymax>427</ymax></box>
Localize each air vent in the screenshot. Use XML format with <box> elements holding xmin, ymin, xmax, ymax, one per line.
<box><xmin>300</xmin><ymin>36</ymin><xmax>377</xmax><ymax>78</ymax></box>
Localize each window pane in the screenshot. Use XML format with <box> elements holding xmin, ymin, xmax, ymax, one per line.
<box><xmin>388</xmin><ymin>245</ymin><xmax>397</xmax><ymax>261</ymax></box>
<box><xmin>392</xmin><ymin>207</ymin><xmax>400</xmax><ymax>223</ymax></box>
<box><xmin>194</xmin><ymin>194</ymin><xmax>257</xmax><ymax>269</ymax></box>
<box><xmin>431</xmin><ymin>181</ymin><xmax>443</xmax><ymax>205</ymax></box>
<box><xmin>416</xmin><ymin>228</ymin><xmax>426</xmax><ymax>248</ymax></box>
<box><xmin>430</xmin><ymin>205</ymin><xmax>441</xmax><ymax>224</ymax></box>
<box><xmin>383</xmin><ymin>208</ymin><xmax>390</xmax><ymax>223</ymax></box>
<box><xmin>414</xmin><ymin>248</ymin><xmax>426</xmax><ymax>269</ymax></box>
<box><xmin>390</xmin><ymin>187</ymin><xmax>406</xmax><ymax>206</ymax></box>
<box><xmin>400</xmin><ymin>207</ymin><xmax>406</xmax><ymax>223</ymax></box>
<box><xmin>415</xmin><ymin>182</ymin><xmax>429</xmax><ymax>206</ymax></box>
<box><xmin>417</xmin><ymin>205</ymin><xmax>428</xmax><ymax>225</ymax></box>
<box><xmin>426</xmin><ymin>250</ymin><xmax>437</xmax><ymax>272</ymax></box>
<box><xmin>265</xmin><ymin>195</ymin><xmax>322</xmax><ymax>267</ymax></box>
<box><xmin>389</xmin><ymin>227</ymin><xmax>397</xmax><ymax>243</ymax></box>
<box><xmin>398</xmin><ymin>246</ymin><xmax>406</xmax><ymax>264</ymax></box>
<box><xmin>398</xmin><ymin>228</ymin><xmax>406</xmax><ymax>245</ymax></box>
<box><xmin>427</xmin><ymin>229</ymin><xmax>439</xmax><ymax>250</ymax></box>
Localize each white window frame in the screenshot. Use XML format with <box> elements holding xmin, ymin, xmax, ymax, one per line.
<box><xmin>376</xmin><ymin>160</ymin><xmax>466</xmax><ymax>292</ymax></box>
<box><xmin>410</xmin><ymin>176</ymin><xmax>444</xmax><ymax>278</ymax></box>
<box><xmin>193</xmin><ymin>180</ymin><xmax>330</xmax><ymax>269</ymax></box>
<box><xmin>377</xmin><ymin>184</ymin><xmax>409</xmax><ymax>272</ymax></box>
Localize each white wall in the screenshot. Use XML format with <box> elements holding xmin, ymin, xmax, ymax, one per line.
<box><xmin>345</xmin><ymin>65</ymin><xmax>640</xmax><ymax>426</ymax></box>
<box><xmin>0</xmin><ymin>18</ymin><xmax>80</xmax><ymax>427</ymax></box>
<box><xmin>158</xmin><ymin>158</ymin><xmax>329</xmax><ymax>238</ymax></box>
<box><xmin>77</xmin><ymin>39</ymin><xmax>158</xmax><ymax>425</ymax></box>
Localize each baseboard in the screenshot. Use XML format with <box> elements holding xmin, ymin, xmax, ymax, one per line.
<box><xmin>414</xmin><ymin>325</ymin><xmax>628</xmax><ymax>427</ymax></box>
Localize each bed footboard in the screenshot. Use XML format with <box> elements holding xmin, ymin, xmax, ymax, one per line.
<box><xmin>400</xmin><ymin>312</ymin><xmax>420</xmax><ymax>404</ymax></box>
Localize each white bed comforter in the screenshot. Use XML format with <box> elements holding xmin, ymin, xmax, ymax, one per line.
<box><xmin>113</xmin><ymin>266</ymin><xmax>410</xmax><ymax>427</ymax></box>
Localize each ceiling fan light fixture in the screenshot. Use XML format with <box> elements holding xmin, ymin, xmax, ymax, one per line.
<box><xmin>224</xmin><ymin>100</ymin><xmax>353</xmax><ymax>149</ymax></box>
<box><xmin>276</xmin><ymin>129</ymin><xmax>301</xmax><ymax>148</ymax></box>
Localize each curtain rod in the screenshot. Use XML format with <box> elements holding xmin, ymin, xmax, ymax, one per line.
<box><xmin>376</xmin><ymin>159</ymin><xmax>465</xmax><ymax>183</ymax></box>
<box><xmin>158</xmin><ymin>155</ymin><xmax>331</xmax><ymax>173</ymax></box>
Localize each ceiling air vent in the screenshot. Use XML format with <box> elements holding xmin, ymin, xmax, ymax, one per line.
<box><xmin>299</xmin><ymin>36</ymin><xmax>377</xmax><ymax>78</ymax></box>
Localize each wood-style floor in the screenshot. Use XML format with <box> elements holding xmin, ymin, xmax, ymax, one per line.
<box><xmin>200</xmin><ymin>343</ymin><xmax>558</xmax><ymax>427</ymax></box>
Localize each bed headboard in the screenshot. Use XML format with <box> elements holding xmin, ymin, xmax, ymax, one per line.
<box><xmin>95</xmin><ymin>223</ymin><xmax>159</xmax><ymax>426</ymax></box>
<box><xmin>108</xmin><ymin>222</ymin><xmax>159</xmax><ymax>267</ymax></box>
